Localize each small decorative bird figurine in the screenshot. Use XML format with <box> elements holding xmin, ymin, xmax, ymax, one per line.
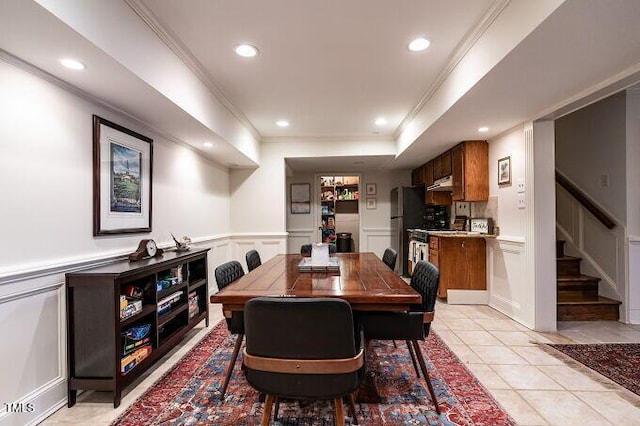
<box><xmin>171</xmin><ymin>233</ymin><xmax>191</xmax><ymax>252</ymax></box>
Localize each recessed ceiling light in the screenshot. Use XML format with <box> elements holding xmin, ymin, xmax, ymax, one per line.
<box><xmin>408</xmin><ymin>37</ymin><xmax>431</xmax><ymax>52</ymax></box>
<box><xmin>276</xmin><ymin>120</ymin><xmax>289</xmax><ymax>127</ymax></box>
<box><xmin>478</xmin><ymin>126</ymin><xmax>489</xmax><ymax>132</ymax></box>
<box><xmin>374</xmin><ymin>117</ymin><xmax>387</xmax><ymax>126</ymax></box>
<box><xmin>235</xmin><ymin>44</ymin><xmax>258</xmax><ymax>57</ymax></box>
<box><xmin>59</xmin><ymin>58</ymin><xmax>86</xmax><ymax>70</ymax></box>
<box><xmin>203</xmin><ymin>142</ymin><xmax>213</xmax><ymax>148</ymax></box>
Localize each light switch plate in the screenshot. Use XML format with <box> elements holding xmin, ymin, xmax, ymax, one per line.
<box><xmin>600</xmin><ymin>174</ymin><xmax>609</xmax><ymax>187</ymax></box>
<box><xmin>517</xmin><ymin>195</ymin><xmax>526</xmax><ymax>209</ymax></box>
<box><xmin>516</xmin><ymin>178</ymin><xmax>525</xmax><ymax>193</ymax></box>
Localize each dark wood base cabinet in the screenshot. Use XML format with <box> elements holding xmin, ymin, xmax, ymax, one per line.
<box><xmin>66</xmin><ymin>248</ymin><xmax>210</xmax><ymax>408</ymax></box>
<box><xmin>428</xmin><ymin>237</ymin><xmax>486</xmax><ymax>298</ymax></box>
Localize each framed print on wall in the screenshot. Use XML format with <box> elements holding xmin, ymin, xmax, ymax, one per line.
<box><xmin>366</xmin><ymin>198</ymin><xmax>377</xmax><ymax>209</ymax></box>
<box><xmin>366</xmin><ymin>183</ymin><xmax>376</xmax><ymax>195</ymax></box>
<box><xmin>498</xmin><ymin>156</ymin><xmax>511</xmax><ymax>186</ymax></box>
<box><xmin>93</xmin><ymin>115</ymin><xmax>153</xmax><ymax>235</ymax></box>
<box><xmin>290</xmin><ymin>183</ymin><xmax>311</xmax><ymax>214</ymax></box>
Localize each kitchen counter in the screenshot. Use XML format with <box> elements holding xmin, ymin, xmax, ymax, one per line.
<box><xmin>408</xmin><ymin>229</ymin><xmax>496</xmax><ymax>238</ymax></box>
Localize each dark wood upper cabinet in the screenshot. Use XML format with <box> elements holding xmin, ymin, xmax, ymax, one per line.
<box><xmin>451</xmin><ymin>140</ymin><xmax>488</xmax><ymax>202</ymax></box>
<box><xmin>452</xmin><ymin>144</ymin><xmax>464</xmax><ymax>201</ymax></box>
<box><xmin>441</xmin><ymin>150</ymin><xmax>452</xmax><ymax>177</ymax></box>
<box><xmin>433</xmin><ymin>156</ymin><xmax>442</xmax><ymax>180</ymax></box>
<box><xmin>411</xmin><ymin>165</ymin><xmax>425</xmax><ymax>186</ymax></box>
<box><xmin>425</xmin><ymin>161</ymin><xmax>434</xmax><ymax>187</ymax></box>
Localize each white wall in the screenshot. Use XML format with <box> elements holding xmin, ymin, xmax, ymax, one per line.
<box><xmin>230</xmin><ymin>139</ymin><xmax>398</xmax><ymax>254</ymax></box>
<box><xmin>0</xmin><ymin>59</ymin><xmax>237</xmax><ymax>425</ymax></box>
<box><xmin>555</xmin><ymin>92</ymin><xmax>627</xmax><ymax>223</ymax></box>
<box><xmin>485</xmin><ymin>125</ymin><xmax>529</xmax><ymax>326</ymax></box>
<box><xmin>626</xmin><ymin>89</ymin><xmax>640</xmax><ymax>323</ymax></box>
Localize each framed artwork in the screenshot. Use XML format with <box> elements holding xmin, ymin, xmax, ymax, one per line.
<box><xmin>366</xmin><ymin>183</ymin><xmax>377</xmax><ymax>195</ymax></box>
<box><xmin>290</xmin><ymin>183</ymin><xmax>311</xmax><ymax>214</ymax></box>
<box><xmin>93</xmin><ymin>115</ymin><xmax>153</xmax><ymax>235</ymax></box>
<box><xmin>498</xmin><ymin>156</ymin><xmax>511</xmax><ymax>186</ymax></box>
<box><xmin>366</xmin><ymin>198</ymin><xmax>377</xmax><ymax>209</ymax></box>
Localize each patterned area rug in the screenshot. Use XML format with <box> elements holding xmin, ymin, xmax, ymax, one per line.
<box><xmin>113</xmin><ymin>321</ymin><xmax>514</xmax><ymax>425</ymax></box>
<box><xmin>547</xmin><ymin>343</ymin><xmax>640</xmax><ymax>396</ymax></box>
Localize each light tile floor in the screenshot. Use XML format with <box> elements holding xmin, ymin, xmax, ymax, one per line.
<box><xmin>43</xmin><ymin>303</ymin><xmax>640</xmax><ymax>425</ymax></box>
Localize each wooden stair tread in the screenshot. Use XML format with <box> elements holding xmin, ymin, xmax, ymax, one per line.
<box><xmin>557</xmin><ymin>295</ymin><xmax>621</xmax><ymax>305</ymax></box>
<box><xmin>557</xmin><ymin>274</ymin><xmax>600</xmax><ymax>282</ymax></box>
<box><xmin>557</xmin><ymin>255</ymin><xmax>581</xmax><ymax>261</ymax></box>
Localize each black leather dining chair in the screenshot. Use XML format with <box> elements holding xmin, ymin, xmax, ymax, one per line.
<box><xmin>300</xmin><ymin>244</ymin><xmax>312</xmax><ymax>256</ymax></box>
<box><xmin>245</xmin><ymin>249</ymin><xmax>262</xmax><ymax>272</ymax></box>
<box><xmin>382</xmin><ymin>248</ymin><xmax>398</xmax><ymax>271</ymax></box>
<box><xmin>356</xmin><ymin>260</ymin><xmax>441</xmax><ymax>414</ymax></box>
<box><xmin>214</xmin><ymin>260</ymin><xmax>245</xmax><ymax>399</ymax></box>
<box><xmin>243</xmin><ymin>297</ymin><xmax>365</xmax><ymax>426</ymax></box>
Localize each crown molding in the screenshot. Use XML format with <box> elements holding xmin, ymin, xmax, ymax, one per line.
<box><xmin>261</xmin><ymin>134</ymin><xmax>395</xmax><ymax>144</ymax></box>
<box><xmin>394</xmin><ymin>0</ymin><xmax>510</xmax><ymax>140</ymax></box>
<box><xmin>0</xmin><ymin>49</ymin><xmax>230</xmax><ymax>171</ymax></box>
<box><xmin>124</xmin><ymin>0</ymin><xmax>261</xmax><ymax>141</ymax></box>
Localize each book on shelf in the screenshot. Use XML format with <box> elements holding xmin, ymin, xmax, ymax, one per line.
<box><xmin>119</xmin><ymin>297</ymin><xmax>142</xmax><ymax>320</ymax></box>
<box><xmin>121</xmin><ymin>323</ymin><xmax>151</xmax><ymax>355</ymax></box>
<box><xmin>121</xmin><ymin>345</ymin><xmax>152</xmax><ymax>375</ymax></box>
<box><xmin>188</xmin><ymin>291</ymin><xmax>199</xmax><ymax>319</ymax></box>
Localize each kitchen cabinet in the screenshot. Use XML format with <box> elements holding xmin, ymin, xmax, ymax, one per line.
<box><xmin>425</xmin><ymin>187</ymin><xmax>452</xmax><ymax>206</ymax></box>
<box><xmin>411</xmin><ymin>165</ymin><xmax>425</xmax><ymax>186</ymax></box>
<box><xmin>433</xmin><ymin>156</ymin><xmax>442</xmax><ymax>180</ymax></box>
<box><xmin>441</xmin><ymin>151</ymin><xmax>452</xmax><ymax>177</ymax></box>
<box><xmin>451</xmin><ymin>140</ymin><xmax>488</xmax><ymax>202</ymax></box>
<box><xmin>428</xmin><ymin>236</ymin><xmax>486</xmax><ymax>298</ymax></box>
<box><xmin>425</xmin><ymin>161</ymin><xmax>434</xmax><ymax>187</ymax></box>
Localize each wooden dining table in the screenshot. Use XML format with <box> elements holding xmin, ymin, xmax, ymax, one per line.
<box><xmin>210</xmin><ymin>253</ymin><xmax>421</xmax><ymax>312</ymax></box>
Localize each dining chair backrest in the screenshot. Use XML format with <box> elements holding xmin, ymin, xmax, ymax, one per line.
<box><xmin>215</xmin><ymin>260</ymin><xmax>245</xmax><ymax>290</ymax></box>
<box><xmin>243</xmin><ymin>297</ymin><xmax>364</xmax><ymax>399</ymax></box>
<box><xmin>409</xmin><ymin>261</ymin><xmax>439</xmax><ymax>333</ymax></box>
<box><xmin>245</xmin><ymin>250</ymin><xmax>262</xmax><ymax>272</ymax></box>
<box><xmin>300</xmin><ymin>244</ymin><xmax>312</xmax><ymax>256</ymax></box>
<box><xmin>382</xmin><ymin>248</ymin><xmax>397</xmax><ymax>271</ymax></box>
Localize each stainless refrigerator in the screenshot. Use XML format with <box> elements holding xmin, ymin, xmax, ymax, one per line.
<box><xmin>390</xmin><ymin>186</ymin><xmax>425</xmax><ymax>276</ymax></box>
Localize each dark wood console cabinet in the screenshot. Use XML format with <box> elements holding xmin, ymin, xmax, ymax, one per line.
<box><xmin>65</xmin><ymin>248</ymin><xmax>210</xmax><ymax>408</ymax></box>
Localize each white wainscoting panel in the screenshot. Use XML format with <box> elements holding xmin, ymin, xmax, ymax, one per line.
<box><xmin>0</xmin><ymin>232</ymin><xmax>288</xmax><ymax>425</ymax></box>
<box><xmin>230</xmin><ymin>233</ymin><xmax>288</xmax><ymax>274</ymax></box>
<box><xmin>286</xmin><ymin>229</ymin><xmax>315</xmax><ymax>254</ymax></box>
<box><xmin>487</xmin><ymin>237</ymin><xmax>531</xmax><ymax>328</ymax></box>
<box><xmin>0</xmin><ymin>282</ymin><xmax>66</xmax><ymax>426</ymax></box>
<box><xmin>361</xmin><ymin>228</ymin><xmax>392</xmax><ymax>260</ymax></box>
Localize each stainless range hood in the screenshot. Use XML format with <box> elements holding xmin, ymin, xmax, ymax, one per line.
<box><xmin>426</xmin><ymin>175</ymin><xmax>453</xmax><ymax>191</ymax></box>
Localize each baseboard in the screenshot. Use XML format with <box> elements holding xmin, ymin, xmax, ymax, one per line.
<box><xmin>447</xmin><ymin>290</ymin><xmax>488</xmax><ymax>305</ymax></box>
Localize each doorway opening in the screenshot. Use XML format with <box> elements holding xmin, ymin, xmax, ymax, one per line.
<box><xmin>320</xmin><ymin>175</ymin><xmax>360</xmax><ymax>252</ymax></box>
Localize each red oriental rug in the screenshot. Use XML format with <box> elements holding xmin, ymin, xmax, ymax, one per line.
<box><xmin>546</xmin><ymin>343</ymin><xmax>640</xmax><ymax>396</ymax></box>
<box><xmin>112</xmin><ymin>321</ymin><xmax>514</xmax><ymax>425</ymax></box>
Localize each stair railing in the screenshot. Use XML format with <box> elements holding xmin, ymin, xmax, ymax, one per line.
<box><xmin>555</xmin><ymin>169</ymin><xmax>624</xmax><ymax>309</ymax></box>
<box><xmin>555</xmin><ymin>171</ymin><xmax>615</xmax><ymax>229</ymax></box>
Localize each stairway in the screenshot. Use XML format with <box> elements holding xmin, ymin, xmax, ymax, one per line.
<box><xmin>556</xmin><ymin>240</ymin><xmax>621</xmax><ymax>321</ymax></box>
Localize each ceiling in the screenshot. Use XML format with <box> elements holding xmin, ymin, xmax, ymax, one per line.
<box><xmin>138</xmin><ymin>0</ymin><xmax>494</xmax><ymax>138</ymax></box>
<box><xmin>286</xmin><ymin>155</ymin><xmax>395</xmax><ymax>173</ymax></box>
<box><xmin>1</xmin><ymin>0</ymin><xmax>640</xmax><ymax>171</ymax></box>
